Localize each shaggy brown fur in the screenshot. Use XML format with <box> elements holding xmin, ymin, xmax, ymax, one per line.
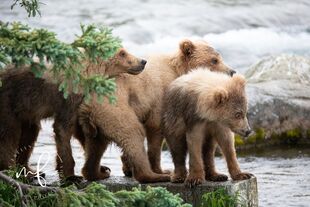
<box><xmin>161</xmin><ymin>69</ymin><xmax>253</xmax><ymax>187</ymax></box>
<box><xmin>78</xmin><ymin>39</ymin><xmax>236</xmax><ymax>183</ymax></box>
<box><xmin>0</xmin><ymin>48</ymin><xmax>146</xmax><ymax>180</ymax></box>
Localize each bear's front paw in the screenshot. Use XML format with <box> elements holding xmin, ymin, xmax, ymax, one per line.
<box><xmin>231</xmin><ymin>172</ymin><xmax>253</xmax><ymax>180</ymax></box>
<box><xmin>206</xmin><ymin>173</ymin><xmax>228</xmax><ymax>182</ymax></box>
<box><xmin>152</xmin><ymin>167</ymin><xmax>171</xmax><ymax>175</ymax></box>
<box><xmin>100</xmin><ymin>165</ymin><xmax>111</xmax><ymax>174</ymax></box>
<box><xmin>171</xmin><ymin>173</ymin><xmax>186</xmax><ymax>183</ymax></box>
<box><xmin>65</xmin><ymin>175</ymin><xmax>84</xmax><ymax>183</ymax></box>
<box><xmin>60</xmin><ymin>175</ymin><xmax>85</xmax><ymax>187</ymax></box>
<box><xmin>99</xmin><ymin>167</ymin><xmax>111</xmax><ymax>180</ymax></box>
<box><xmin>185</xmin><ymin>174</ymin><xmax>205</xmax><ymax>188</ymax></box>
<box><xmin>123</xmin><ymin>169</ymin><xmax>133</xmax><ymax>177</ymax></box>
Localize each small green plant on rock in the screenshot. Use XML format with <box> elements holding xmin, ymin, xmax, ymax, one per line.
<box><xmin>201</xmin><ymin>188</ymin><xmax>242</xmax><ymax>207</ymax></box>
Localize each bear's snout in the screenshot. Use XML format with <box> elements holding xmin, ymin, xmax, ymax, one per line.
<box><xmin>141</xmin><ymin>59</ymin><xmax>147</xmax><ymax>66</ymax></box>
<box><xmin>244</xmin><ymin>129</ymin><xmax>253</xmax><ymax>137</ymax></box>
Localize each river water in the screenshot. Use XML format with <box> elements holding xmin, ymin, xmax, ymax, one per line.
<box><xmin>1</xmin><ymin>0</ymin><xmax>310</xmax><ymax>206</ymax></box>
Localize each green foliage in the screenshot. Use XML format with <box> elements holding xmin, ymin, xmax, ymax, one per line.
<box><xmin>201</xmin><ymin>188</ymin><xmax>242</xmax><ymax>207</ymax></box>
<box><xmin>0</xmin><ymin>22</ymin><xmax>121</xmax><ymax>102</ymax></box>
<box><xmin>25</xmin><ymin>189</ymin><xmax>58</xmax><ymax>207</ymax></box>
<box><xmin>0</xmin><ymin>180</ymin><xmax>191</xmax><ymax>207</ymax></box>
<box><xmin>11</xmin><ymin>0</ymin><xmax>41</xmax><ymax>17</ymax></box>
<box><xmin>113</xmin><ymin>188</ymin><xmax>145</xmax><ymax>206</ymax></box>
<box><xmin>0</xmin><ymin>172</ymin><xmax>243</xmax><ymax>207</ymax></box>
<box><xmin>5</xmin><ymin>165</ymin><xmax>31</xmax><ymax>184</ymax></box>
<box><xmin>0</xmin><ymin>180</ymin><xmax>21</xmax><ymax>207</ymax></box>
<box><xmin>58</xmin><ymin>184</ymin><xmax>191</xmax><ymax>207</ymax></box>
<box><xmin>114</xmin><ymin>186</ymin><xmax>191</xmax><ymax>207</ymax></box>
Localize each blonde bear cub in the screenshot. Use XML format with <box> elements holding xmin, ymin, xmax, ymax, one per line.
<box><xmin>162</xmin><ymin>68</ymin><xmax>253</xmax><ymax>187</ymax></box>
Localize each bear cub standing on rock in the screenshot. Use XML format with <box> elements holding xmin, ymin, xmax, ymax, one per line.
<box><xmin>162</xmin><ymin>68</ymin><xmax>253</xmax><ymax>187</ymax></box>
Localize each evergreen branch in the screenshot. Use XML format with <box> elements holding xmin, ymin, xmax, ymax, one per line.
<box><xmin>11</xmin><ymin>0</ymin><xmax>42</xmax><ymax>17</ymax></box>
<box><xmin>0</xmin><ymin>22</ymin><xmax>121</xmax><ymax>101</ymax></box>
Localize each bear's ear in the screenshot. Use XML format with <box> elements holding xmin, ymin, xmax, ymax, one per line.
<box><xmin>212</xmin><ymin>88</ymin><xmax>229</xmax><ymax>107</ymax></box>
<box><xmin>180</xmin><ymin>39</ymin><xmax>195</xmax><ymax>57</ymax></box>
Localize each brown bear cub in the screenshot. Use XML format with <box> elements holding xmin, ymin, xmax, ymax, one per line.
<box><xmin>0</xmin><ymin>48</ymin><xmax>146</xmax><ymax>180</ymax></box>
<box><xmin>78</xmin><ymin>39</ymin><xmax>236</xmax><ymax>183</ymax></box>
<box><xmin>161</xmin><ymin>68</ymin><xmax>253</xmax><ymax>187</ymax></box>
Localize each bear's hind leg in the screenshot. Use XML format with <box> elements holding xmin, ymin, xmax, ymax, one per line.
<box><xmin>120</xmin><ymin>135</ymin><xmax>170</xmax><ymax>183</ymax></box>
<box><xmin>82</xmin><ymin>133</ymin><xmax>110</xmax><ymax>181</ymax></box>
<box><xmin>121</xmin><ymin>153</ymin><xmax>133</xmax><ymax>177</ymax></box>
<box><xmin>146</xmin><ymin>128</ymin><xmax>170</xmax><ymax>175</ymax></box>
<box><xmin>53</xmin><ymin>121</ymin><xmax>76</xmax><ymax>179</ymax></box>
<box><xmin>16</xmin><ymin>122</ymin><xmax>41</xmax><ymax>173</ymax></box>
<box><xmin>0</xmin><ymin>120</ymin><xmax>21</xmax><ymax>170</ymax></box>
<box><xmin>203</xmin><ymin>132</ymin><xmax>228</xmax><ymax>182</ymax></box>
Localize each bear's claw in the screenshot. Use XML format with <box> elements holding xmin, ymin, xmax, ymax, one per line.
<box><xmin>206</xmin><ymin>173</ymin><xmax>228</xmax><ymax>182</ymax></box>
<box><xmin>185</xmin><ymin>176</ymin><xmax>205</xmax><ymax>188</ymax></box>
<box><xmin>232</xmin><ymin>172</ymin><xmax>253</xmax><ymax>180</ymax></box>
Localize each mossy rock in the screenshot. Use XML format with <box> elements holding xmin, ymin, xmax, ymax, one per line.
<box><xmin>235</xmin><ymin>128</ymin><xmax>265</xmax><ymax>146</ymax></box>
<box><xmin>234</xmin><ymin>135</ymin><xmax>245</xmax><ymax>146</ymax></box>
<box><xmin>245</xmin><ymin>128</ymin><xmax>264</xmax><ymax>144</ymax></box>
<box><xmin>279</xmin><ymin>128</ymin><xmax>302</xmax><ymax>145</ymax></box>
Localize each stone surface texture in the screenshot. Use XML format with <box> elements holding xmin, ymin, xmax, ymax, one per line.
<box><xmin>245</xmin><ymin>54</ymin><xmax>310</xmax><ymax>140</ymax></box>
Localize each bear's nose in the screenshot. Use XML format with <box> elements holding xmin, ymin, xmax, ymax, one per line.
<box><xmin>141</xmin><ymin>59</ymin><xmax>147</xmax><ymax>66</ymax></box>
<box><xmin>230</xmin><ymin>69</ymin><xmax>236</xmax><ymax>77</ymax></box>
<box><xmin>245</xmin><ymin>129</ymin><xmax>252</xmax><ymax>137</ymax></box>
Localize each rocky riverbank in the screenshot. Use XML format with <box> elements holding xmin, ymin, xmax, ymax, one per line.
<box><xmin>235</xmin><ymin>54</ymin><xmax>310</xmax><ymax>149</ymax></box>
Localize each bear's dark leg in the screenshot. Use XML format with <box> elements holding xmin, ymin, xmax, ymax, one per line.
<box><xmin>166</xmin><ymin>134</ymin><xmax>188</xmax><ymax>183</ymax></box>
<box><xmin>53</xmin><ymin>120</ymin><xmax>76</xmax><ymax>179</ymax></box>
<box><xmin>121</xmin><ymin>153</ymin><xmax>133</xmax><ymax>177</ymax></box>
<box><xmin>0</xmin><ymin>119</ymin><xmax>21</xmax><ymax>170</ymax></box>
<box><xmin>203</xmin><ymin>134</ymin><xmax>228</xmax><ymax>182</ymax></box>
<box><xmin>74</xmin><ymin>122</ymin><xmax>111</xmax><ymax>178</ymax></box>
<box><xmin>146</xmin><ymin>128</ymin><xmax>170</xmax><ymax>175</ymax></box>
<box><xmin>16</xmin><ymin>122</ymin><xmax>41</xmax><ymax>172</ymax></box>
<box><xmin>185</xmin><ymin>123</ymin><xmax>206</xmax><ymax>187</ymax></box>
<box><xmin>82</xmin><ymin>133</ymin><xmax>110</xmax><ymax>180</ymax></box>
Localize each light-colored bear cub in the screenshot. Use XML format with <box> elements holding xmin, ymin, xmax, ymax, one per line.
<box><xmin>162</xmin><ymin>68</ymin><xmax>253</xmax><ymax>187</ymax></box>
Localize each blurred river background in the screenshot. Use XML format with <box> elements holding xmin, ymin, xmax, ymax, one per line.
<box><xmin>1</xmin><ymin>0</ymin><xmax>310</xmax><ymax>206</ymax></box>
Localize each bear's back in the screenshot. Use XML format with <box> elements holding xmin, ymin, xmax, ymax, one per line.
<box><xmin>0</xmin><ymin>67</ymin><xmax>82</xmax><ymax>121</ymax></box>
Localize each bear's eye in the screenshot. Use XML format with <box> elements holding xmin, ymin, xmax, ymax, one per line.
<box><xmin>235</xmin><ymin>112</ymin><xmax>243</xmax><ymax>119</ymax></box>
<box><xmin>119</xmin><ymin>51</ymin><xmax>126</xmax><ymax>57</ymax></box>
<box><xmin>211</xmin><ymin>58</ymin><xmax>218</xmax><ymax>65</ymax></box>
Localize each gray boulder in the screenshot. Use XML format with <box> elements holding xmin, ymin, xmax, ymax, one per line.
<box><xmin>245</xmin><ymin>54</ymin><xmax>310</xmax><ymax>144</ymax></box>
